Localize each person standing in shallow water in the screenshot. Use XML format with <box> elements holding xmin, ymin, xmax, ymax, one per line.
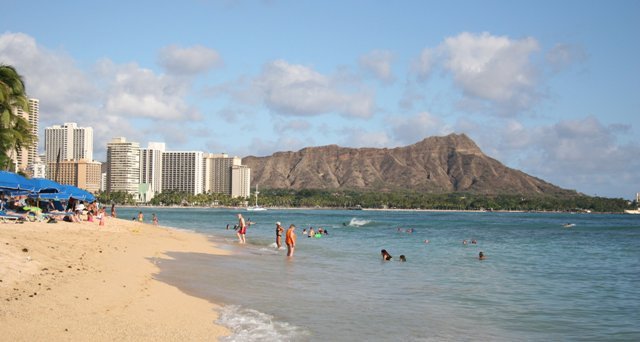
<box><xmin>286</xmin><ymin>224</ymin><xmax>296</xmax><ymax>257</ymax></box>
<box><xmin>237</xmin><ymin>213</ymin><xmax>247</xmax><ymax>244</ymax></box>
<box><xmin>275</xmin><ymin>222</ymin><xmax>284</xmax><ymax>249</ymax></box>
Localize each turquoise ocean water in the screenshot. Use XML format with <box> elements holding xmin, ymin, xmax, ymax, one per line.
<box><xmin>118</xmin><ymin>207</ymin><xmax>640</xmax><ymax>341</ymax></box>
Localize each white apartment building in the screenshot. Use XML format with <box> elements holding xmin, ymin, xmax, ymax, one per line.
<box><xmin>106</xmin><ymin>137</ymin><xmax>140</xmax><ymax>194</ymax></box>
<box><xmin>12</xmin><ymin>98</ymin><xmax>39</xmax><ymax>173</ymax></box>
<box><xmin>203</xmin><ymin>153</ymin><xmax>242</xmax><ymax>195</ymax></box>
<box><xmin>44</xmin><ymin>122</ymin><xmax>93</xmax><ymax>162</ymax></box>
<box><xmin>140</xmin><ymin>142</ymin><xmax>165</xmax><ymax>194</ymax></box>
<box><xmin>231</xmin><ymin>165</ymin><xmax>251</xmax><ymax>198</ymax></box>
<box><xmin>162</xmin><ymin>151</ymin><xmax>204</xmax><ymax>196</ymax></box>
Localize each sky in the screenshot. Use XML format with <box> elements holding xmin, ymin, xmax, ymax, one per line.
<box><xmin>2</xmin><ymin>0</ymin><xmax>639</xmax><ymax>199</ymax></box>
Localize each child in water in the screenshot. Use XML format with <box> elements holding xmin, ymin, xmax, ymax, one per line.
<box><xmin>381</xmin><ymin>249</ymin><xmax>392</xmax><ymax>261</ymax></box>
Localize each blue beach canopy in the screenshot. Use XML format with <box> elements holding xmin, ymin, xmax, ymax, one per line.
<box><xmin>60</xmin><ymin>185</ymin><xmax>95</xmax><ymax>202</ymax></box>
<box><xmin>0</xmin><ymin>171</ymin><xmax>35</xmax><ymax>191</ymax></box>
<box><xmin>31</xmin><ymin>178</ymin><xmax>63</xmax><ymax>193</ymax></box>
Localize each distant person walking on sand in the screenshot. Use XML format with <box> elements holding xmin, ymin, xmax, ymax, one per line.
<box><xmin>237</xmin><ymin>213</ymin><xmax>247</xmax><ymax>244</ymax></box>
<box><xmin>111</xmin><ymin>203</ymin><xmax>116</xmax><ymax>218</ymax></box>
<box><xmin>152</xmin><ymin>213</ymin><xmax>158</xmax><ymax>225</ymax></box>
<box><xmin>275</xmin><ymin>221</ymin><xmax>284</xmax><ymax>249</ymax></box>
<box><xmin>286</xmin><ymin>224</ymin><xmax>296</xmax><ymax>257</ymax></box>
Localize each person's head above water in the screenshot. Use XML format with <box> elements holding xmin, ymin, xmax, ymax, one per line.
<box><xmin>399</xmin><ymin>255</ymin><xmax>406</xmax><ymax>262</ymax></box>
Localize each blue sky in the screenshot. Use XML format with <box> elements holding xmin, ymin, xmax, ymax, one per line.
<box><xmin>2</xmin><ymin>0</ymin><xmax>639</xmax><ymax>198</ymax></box>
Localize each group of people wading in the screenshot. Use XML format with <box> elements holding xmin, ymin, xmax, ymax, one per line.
<box><xmin>236</xmin><ymin>214</ymin><xmax>297</xmax><ymax>257</ymax></box>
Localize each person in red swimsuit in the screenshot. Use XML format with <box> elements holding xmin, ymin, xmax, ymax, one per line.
<box><xmin>237</xmin><ymin>213</ymin><xmax>247</xmax><ymax>244</ymax></box>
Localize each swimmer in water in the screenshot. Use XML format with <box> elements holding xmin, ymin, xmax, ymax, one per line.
<box><xmin>479</xmin><ymin>251</ymin><xmax>485</xmax><ymax>260</ymax></box>
<box><xmin>424</xmin><ymin>239</ymin><xmax>430</xmax><ymax>244</ymax></box>
<box><xmin>381</xmin><ymin>249</ymin><xmax>392</xmax><ymax>261</ymax></box>
<box><xmin>399</xmin><ymin>255</ymin><xmax>407</xmax><ymax>262</ymax></box>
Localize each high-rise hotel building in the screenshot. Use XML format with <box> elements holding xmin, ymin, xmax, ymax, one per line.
<box><xmin>106</xmin><ymin>137</ymin><xmax>140</xmax><ymax>194</ymax></box>
<box><xmin>140</xmin><ymin>142</ymin><xmax>165</xmax><ymax>194</ymax></box>
<box><xmin>203</xmin><ymin>153</ymin><xmax>242</xmax><ymax>195</ymax></box>
<box><xmin>231</xmin><ymin>165</ymin><xmax>251</xmax><ymax>198</ymax></box>
<box><xmin>12</xmin><ymin>98</ymin><xmax>39</xmax><ymax>173</ymax></box>
<box><xmin>44</xmin><ymin>122</ymin><xmax>93</xmax><ymax>162</ymax></box>
<box><xmin>162</xmin><ymin>151</ymin><xmax>204</xmax><ymax>196</ymax></box>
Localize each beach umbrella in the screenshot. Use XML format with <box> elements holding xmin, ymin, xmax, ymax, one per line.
<box><xmin>31</xmin><ymin>178</ymin><xmax>63</xmax><ymax>193</ymax></box>
<box><xmin>0</xmin><ymin>171</ymin><xmax>35</xmax><ymax>191</ymax></box>
<box><xmin>60</xmin><ymin>185</ymin><xmax>95</xmax><ymax>202</ymax></box>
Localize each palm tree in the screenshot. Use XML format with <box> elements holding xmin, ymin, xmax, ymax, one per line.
<box><xmin>0</xmin><ymin>65</ymin><xmax>35</xmax><ymax>170</ymax></box>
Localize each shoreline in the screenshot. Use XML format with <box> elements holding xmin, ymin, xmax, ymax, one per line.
<box><xmin>0</xmin><ymin>217</ymin><xmax>230</xmax><ymax>341</ymax></box>
<box><xmin>117</xmin><ymin>204</ymin><xmax>619</xmax><ymax>214</ymax></box>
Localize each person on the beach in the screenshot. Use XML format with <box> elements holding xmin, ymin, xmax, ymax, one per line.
<box><xmin>381</xmin><ymin>249</ymin><xmax>392</xmax><ymax>261</ymax></box>
<box><xmin>111</xmin><ymin>203</ymin><xmax>116</xmax><ymax>218</ymax></box>
<box><xmin>98</xmin><ymin>208</ymin><xmax>106</xmax><ymax>226</ymax></box>
<box><xmin>237</xmin><ymin>213</ymin><xmax>247</xmax><ymax>244</ymax></box>
<box><xmin>399</xmin><ymin>255</ymin><xmax>407</xmax><ymax>262</ymax></box>
<box><xmin>137</xmin><ymin>211</ymin><xmax>144</xmax><ymax>222</ymax></box>
<box><xmin>286</xmin><ymin>224</ymin><xmax>296</xmax><ymax>257</ymax></box>
<box><xmin>479</xmin><ymin>251</ymin><xmax>485</xmax><ymax>260</ymax></box>
<box><xmin>275</xmin><ymin>221</ymin><xmax>284</xmax><ymax>249</ymax></box>
<box><xmin>152</xmin><ymin>213</ymin><xmax>158</xmax><ymax>225</ymax></box>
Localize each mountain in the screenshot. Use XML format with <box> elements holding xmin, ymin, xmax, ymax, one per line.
<box><xmin>242</xmin><ymin>133</ymin><xmax>573</xmax><ymax>195</ymax></box>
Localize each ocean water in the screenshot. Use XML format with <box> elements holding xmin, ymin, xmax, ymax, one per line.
<box><xmin>118</xmin><ymin>207</ymin><xmax>640</xmax><ymax>341</ymax></box>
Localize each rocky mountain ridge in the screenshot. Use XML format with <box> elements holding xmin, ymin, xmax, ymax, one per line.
<box><xmin>242</xmin><ymin>133</ymin><xmax>573</xmax><ymax>195</ymax></box>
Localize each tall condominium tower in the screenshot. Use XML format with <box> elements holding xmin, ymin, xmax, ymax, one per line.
<box><xmin>140</xmin><ymin>142</ymin><xmax>165</xmax><ymax>194</ymax></box>
<box><xmin>13</xmin><ymin>98</ymin><xmax>39</xmax><ymax>172</ymax></box>
<box><xmin>44</xmin><ymin>122</ymin><xmax>93</xmax><ymax>162</ymax></box>
<box><xmin>203</xmin><ymin>153</ymin><xmax>242</xmax><ymax>195</ymax></box>
<box><xmin>162</xmin><ymin>151</ymin><xmax>204</xmax><ymax>196</ymax></box>
<box><xmin>231</xmin><ymin>165</ymin><xmax>251</xmax><ymax>198</ymax></box>
<box><xmin>106</xmin><ymin>137</ymin><xmax>140</xmax><ymax>194</ymax></box>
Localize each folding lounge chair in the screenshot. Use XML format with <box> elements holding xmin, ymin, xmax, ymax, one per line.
<box><xmin>0</xmin><ymin>210</ymin><xmax>25</xmax><ymax>223</ymax></box>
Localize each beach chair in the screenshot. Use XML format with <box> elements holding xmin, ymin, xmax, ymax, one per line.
<box><xmin>0</xmin><ymin>210</ymin><xmax>25</xmax><ymax>223</ymax></box>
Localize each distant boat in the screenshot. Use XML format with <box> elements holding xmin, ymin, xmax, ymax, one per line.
<box><xmin>247</xmin><ymin>184</ymin><xmax>267</xmax><ymax>211</ymax></box>
<box><xmin>624</xmin><ymin>193</ymin><xmax>640</xmax><ymax>214</ymax></box>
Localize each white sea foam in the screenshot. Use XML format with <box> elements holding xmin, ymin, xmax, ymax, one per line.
<box><xmin>218</xmin><ymin>305</ymin><xmax>309</xmax><ymax>342</ymax></box>
<box><xmin>348</xmin><ymin>217</ymin><xmax>371</xmax><ymax>227</ymax></box>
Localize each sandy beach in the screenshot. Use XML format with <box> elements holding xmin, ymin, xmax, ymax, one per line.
<box><xmin>0</xmin><ymin>216</ymin><xmax>230</xmax><ymax>341</ymax></box>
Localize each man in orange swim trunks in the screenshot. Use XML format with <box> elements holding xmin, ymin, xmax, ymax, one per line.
<box><xmin>285</xmin><ymin>224</ymin><xmax>296</xmax><ymax>257</ymax></box>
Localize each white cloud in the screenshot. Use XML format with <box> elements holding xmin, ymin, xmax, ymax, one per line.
<box><xmin>411</xmin><ymin>48</ymin><xmax>435</xmax><ymax>81</ymax></box>
<box><xmin>359</xmin><ymin>49</ymin><xmax>395</xmax><ymax>84</ymax></box>
<box><xmin>442</xmin><ymin>32</ymin><xmax>540</xmax><ymax>114</ymax></box>
<box><xmin>158</xmin><ymin>44</ymin><xmax>222</xmax><ymax>75</ymax></box>
<box><xmin>253</xmin><ymin>60</ymin><xmax>375</xmax><ymax>117</ymax></box>
<box><xmin>463</xmin><ymin>116</ymin><xmax>640</xmax><ymax>198</ymax></box>
<box><xmin>389</xmin><ymin>112</ymin><xmax>452</xmax><ymax>144</ymax></box>
<box><xmin>339</xmin><ymin>128</ymin><xmax>392</xmax><ymax>148</ymax></box>
<box><xmin>274</xmin><ymin>119</ymin><xmax>312</xmax><ymax>133</ymax></box>
<box><xmin>0</xmin><ymin>32</ymin><xmax>204</xmax><ymax>160</ymax></box>
<box><xmin>0</xmin><ymin>32</ymin><xmax>99</xmax><ymax>118</ymax></box>
<box><xmin>409</xmin><ymin>32</ymin><xmax>542</xmax><ymax>116</ymax></box>
<box><xmin>97</xmin><ymin>59</ymin><xmax>200</xmax><ymax>120</ymax></box>
<box><xmin>545</xmin><ymin>43</ymin><xmax>587</xmax><ymax>72</ymax></box>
